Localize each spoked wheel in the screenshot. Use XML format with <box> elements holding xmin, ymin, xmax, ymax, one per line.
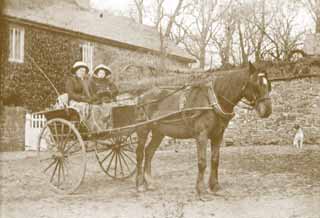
<box><xmin>37</xmin><ymin>118</ymin><xmax>86</xmax><ymax>194</ymax></box>
<box><xmin>95</xmin><ymin>132</ymin><xmax>137</xmax><ymax>180</ymax></box>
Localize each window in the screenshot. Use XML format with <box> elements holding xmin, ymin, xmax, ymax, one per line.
<box><xmin>9</xmin><ymin>26</ymin><xmax>25</xmax><ymax>63</ymax></box>
<box><xmin>81</xmin><ymin>42</ymin><xmax>94</xmax><ymax>72</ymax></box>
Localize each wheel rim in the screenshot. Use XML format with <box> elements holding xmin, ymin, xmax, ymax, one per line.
<box><xmin>95</xmin><ymin>132</ymin><xmax>137</xmax><ymax>180</ymax></box>
<box><xmin>37</xmin><ymin>118</ymin><xmax>86</xmax><ymax>194</ymax></box>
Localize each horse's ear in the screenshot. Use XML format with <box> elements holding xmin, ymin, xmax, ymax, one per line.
<box><xmin>248</xmin><ymin>61</ymin><xmax>256</xmax><ymax>75</ymax></box>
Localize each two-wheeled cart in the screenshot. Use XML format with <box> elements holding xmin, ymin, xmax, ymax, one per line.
<box><xmin>36</xmin><ymin>102</ymin><xmax>212</xmax><ymax>194</ymax></box>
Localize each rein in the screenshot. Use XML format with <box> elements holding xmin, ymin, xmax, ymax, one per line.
<box><xmin>240</xmin><ymin>94</ymin><xmax>271</xmax><ymax>109</ymax></box>
<box><xmin>214</xmin><ymin>73</ymin><xmax>271</xmax><ymax>112</ymax></box>
<box><xmin>137</xmin><ymin>85</ymin><xmax>188</xmax><ymax>107</ymax></box>
<box><xmin>206</xmin><ymin>74</ymin><xmax>255</xmax><ymax>119</ymax></box>
<box><xmin>136</xmin><ymin>68</ymin><xmax>271</xmax><ymax>122</ymax></box>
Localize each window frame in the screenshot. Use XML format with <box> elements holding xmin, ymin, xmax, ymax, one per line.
<box><xmin>9</xmin><ymin>26</ymin><xmax>25</xmax><ymax>63</ymax></box>
<box><xmin>81</xmin><ymin>41</ymin><xmax>94</xmax><ymax>72</ymax></box>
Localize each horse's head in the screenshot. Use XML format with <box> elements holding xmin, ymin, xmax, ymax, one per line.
<box><xmin>242</xmin><ymin>62</ymin><xmax>272</xmax><ymax>118</ymax></box>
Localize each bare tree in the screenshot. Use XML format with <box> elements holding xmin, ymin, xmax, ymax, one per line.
<box><xmin>133</xmin><ymin>0</ymin><xmax>145</xmax><ymax>24</ymax></box>
<box><xmin>226</xmin><ymin>0</ymin><xmax>303</xmax><ymax>64</ymax></box>
<box><xmin>128</xmin><ymin>0</ymin><xmax>187</xmax><ymax>70</ymax></box>
<box><xmin>231</xmin><ymin>1</ymin><xmax>255</xmax><ymax>65</ymax></box>
<box><xmin>250</xmin><ymin>0</ymin><xmax>267</xmax><ymax>62</ymax></box>
<box><xmin>211</xmin><ymin>2</ymin><xmax>236</xmax><ymax>67</ymax></box>
<box><xmin>304</xmin><ymin>0</ymin><xmax>320</xmax><ymax>32</ymax></box>
<box><xmin>151</xmin><ymin>0</ymin><xmax>186</xmax><ymax>70</ymax></box>
<box><xmin>266</xmin><ymin>6</ymin><xmax>304</xmax><ymax>60</ymax></box>
<box><xmin>236</xmin><ymin>18</ymin><xmax>252</xmax><ymax>65</ymax></box>
<box><xmin>232</xmin><ymin>0</ymin><xmax>273</xmax><ymax>64</ymax></box>
<box><xmin>153</xmin><ymin>0</ymin><xmax>165</xmax><ymax>29</ymax></box>
<box><xmin>246</xmin><ymin>1</ymin><xmax>304</xmax><ymax>61</ymax></box>
<box><xmin>174</xmin><ymin>0</ymin><xmax>231</xmax><ymax>68</ymax></box>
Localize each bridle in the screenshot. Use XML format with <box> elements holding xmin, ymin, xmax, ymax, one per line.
<box><xmin>241</xmin><ymin>95</ymin><xmax>271</xmax><ymax>109</ymax></box>
<box><xmin>241</xmin><ymin>73</ymin><xmax>271</xmax><ymax>109</ymax></box>
<box><xmin>215</xmin><ymin>73</ymin><xmax>271</xmax><ymax>111</ymax></box>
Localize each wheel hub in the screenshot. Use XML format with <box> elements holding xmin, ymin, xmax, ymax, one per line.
<box><xmin>53</xmin><ymin>151</ymin><xmax>64</xmax><ymax>159</ymax></box>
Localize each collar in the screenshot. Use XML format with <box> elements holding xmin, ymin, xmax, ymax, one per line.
<box><xmin>207</xmin><ymin>78</ymin><xmax>235</xmax><ymax>120</ymax></box>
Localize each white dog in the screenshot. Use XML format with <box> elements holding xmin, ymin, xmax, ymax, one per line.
<box><xmin>293</xmin><ymin>124</ymin><xmax>304</xmax><ymax>149</ymax></box>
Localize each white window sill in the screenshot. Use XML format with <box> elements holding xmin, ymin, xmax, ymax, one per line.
<box><xmin>9</xmin><ymin>58</ymin><xmax>24</xmax><ymax>63</ymax></box>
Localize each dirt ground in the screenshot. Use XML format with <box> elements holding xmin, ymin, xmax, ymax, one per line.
<box><xmin>1</xmin><ymin>144</ymin><xmax>320</xmax><ymax>218</ymax></box>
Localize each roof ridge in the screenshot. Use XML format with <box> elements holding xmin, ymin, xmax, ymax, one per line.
<box><xmin>4</xmin><ymin>0</ymin><xmax>195</xmax><ymax>62</ymax></box>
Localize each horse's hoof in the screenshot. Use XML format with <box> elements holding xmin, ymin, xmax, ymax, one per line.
<box><xmin>208</xmin><ymin>184</ymin><xmax>222</xmax><ymax>194</ymax></box>
<box><xmin>198</xmin><ymin>192</ymin><xmax>215</xmax><ymax>202</ymax></box>
<box><xmin>146</xmin><ymin>183</ymin><xmax>157</xmax><ymax>191</ymax></box>
<box><xmin>137</xmin><ymin>185</ymin><xmax>146</xmax><ymax>193</ymax></box>
<box><xmin>196</xmin><ymin>187</ymin><xmax>208</xmax><ymax>198</ymax></box>
<box><xmin>196</xmin><ymin>182</ymin><xmax>207</xmax><ymax>196</ymax></box>
<box><xmin>208</xmin><ymin>185</ymin><xmax>230</xmax><ymax>200</ymax></box>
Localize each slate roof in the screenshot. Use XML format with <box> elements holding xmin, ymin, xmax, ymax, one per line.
<box><xmin>3</xmin><ymin>0</ymin><xmax>195</xmax><ymax>63</ymax></box>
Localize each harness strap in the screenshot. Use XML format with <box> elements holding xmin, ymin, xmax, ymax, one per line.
<box><xmin>207</xmin><ymin>79</ymin><xmax>235</xmax><ymax>120</ymax></box>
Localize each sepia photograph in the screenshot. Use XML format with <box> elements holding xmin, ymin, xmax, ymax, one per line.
<box><xmin>0</xmin><ymin>0</ymin><xmax>319</xmax><ymax>217</ymax></box>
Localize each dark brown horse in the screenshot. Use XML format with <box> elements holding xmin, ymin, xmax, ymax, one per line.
<box><xmin>135</xmin><ymin>63</ymin><xmax>272</xmax><ymax>197</ymax></box>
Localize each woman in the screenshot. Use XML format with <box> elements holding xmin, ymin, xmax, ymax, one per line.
<box><xmin>64</xmin><ymin>61</ymin><xmax>96</xmax><ymax>121</ymax></box>
<box><xmin>87</xmin><ymin>64</ymin><xmax>119</xmax><ymax>131</ymax></box>
<box><xmin>65</xmin><ymin>61</ymin><xmax>95</xmax><ymax>103</ymax></box>
<box><xmin>91</xmin><ymin>64</ymin><xmax>119</xmax><ymax>103</ymax></box>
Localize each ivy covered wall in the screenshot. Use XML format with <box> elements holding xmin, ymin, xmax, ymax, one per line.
<box><xmin>0</xmin><ymin>19</ymin><xmax>189</xmax><ymax>112</ymax></box>
<box><xmin>1</xmin><ymin>21</ymin><xmax>81</xmax><ymax>111</ymax></box>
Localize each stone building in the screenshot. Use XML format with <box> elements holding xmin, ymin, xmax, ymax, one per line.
<box><xmin>0</xmin><ymin>0</ymin><xmax>195</xmax><ymax>151</ymax></box>
<box><xmin>1</xmin><ymin>0</ymin><xmax>195</xmax><ymax>111</ymax></box>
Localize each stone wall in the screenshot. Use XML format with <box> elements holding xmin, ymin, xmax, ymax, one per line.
<box><xmin>0</xmin><ymin>106</ymin><xmax>27</xmax><ymax>151</ymax></box>
<box><xmin>303</xmin><ymin>33</ymin><xmax>320</xmax><ymax>56</ymax></box>
<box><xmin>93</xmin><ymin>41</ymin><xmax>188</xmax><ymax>76</ymax></box>
<box><xmin>1</xmin><ymin>20</ymin><xmax>81</xmax><ymax>111</ymax></box>
<box><xmin>224</xmin><ymin>78</ymin><xmax>320</xmax><ymax>145</ymax></box>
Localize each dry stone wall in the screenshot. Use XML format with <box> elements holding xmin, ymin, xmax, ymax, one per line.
<box><xmin>0</xmin><ymin>106</ymin><xmax>27</xmax><ymax>151</ymax></box>
<box><xmin>224</xmin><ymin>78</ymin><xmax>320</xmax><ymax>145</ymax></box>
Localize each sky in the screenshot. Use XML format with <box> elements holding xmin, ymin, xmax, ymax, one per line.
<box><xmin>89</xmin><ymin>0</ymin><xmax>315</xmax><ymax>66</ymax></box>
<box><xmin>90</xmin><ymin>0</ymin><xmax>314</xmax><ymax>31</ymax></box>
<box><xmin>90</xmin><ymin>0</ymin><xmax>180</xmax><ymax>13</ymax></box>
<box><xmin>90</xmin><ymin>0</ymin><xmax>183</xmax><ymax>26</ymax></box>
<box><xmin>90</xmin><ymin>0</ymin><xmax>130</xmax><ymax>11</ymax></box>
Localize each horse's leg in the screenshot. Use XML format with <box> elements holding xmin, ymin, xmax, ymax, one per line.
<box><xmin>144</xmin><ymin>130</ymin><xmax>164</xmax><ymax>190</ymax></box>
<box><xmin>208</xmin><ymin>132</ymin><xmax>223</xmax><ymax>193</ymax></box>
<box><xmin>136</xmin><ymin>129</ymin><xmax>149</xmax><ymax>192</ymax></box>
<box><xmin>196</xmin><ymin>130</ymin><xmax>208</xmax><ymax>196</ymax></box>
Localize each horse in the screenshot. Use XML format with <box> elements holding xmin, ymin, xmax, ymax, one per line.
<box><xmin>134</xmin><ymin>62</ymin><xmax>272</xmax><ymax>197</ymax></box>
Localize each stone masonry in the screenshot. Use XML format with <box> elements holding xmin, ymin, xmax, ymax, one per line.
<box><xmin>225</xmin><ymin>78</ymin><xmax>320</xmax><ymax>145</ymax></box>
<box><xmin>0</xmin><ymin>106</ymin><xmax>27</xmax><ymax>151</ymax></box>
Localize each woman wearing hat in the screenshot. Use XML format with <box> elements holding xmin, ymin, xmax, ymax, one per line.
<box><xmin>65</xmin><ymin>61</ymin><xmax>95</xmax><ymax>103</ymax></box>
<box><xmin>91</xmin><ymin>64</ymin><xmax>119</xmax><ymax>103</ymax></box>
<box><xmin>85</xmin><ymin>64</ymin><xmax>119</xmax><ymax>131</ymax></box>
<box><xmin>63</xmin><ymin>61</ymin><xmax>97</xmax><ymax>122</ymax></box>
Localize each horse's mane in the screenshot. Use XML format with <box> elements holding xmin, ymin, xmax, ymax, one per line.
<box><xmin>212</xmin><ymin>68</ymin><xmax>249</xmax><ymax>101</ymax></box>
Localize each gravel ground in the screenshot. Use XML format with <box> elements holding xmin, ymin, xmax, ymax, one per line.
<box><xmin>1</xmin><ymin>144</ymin><xmax>320</xmax><ymax>218</ymax></box>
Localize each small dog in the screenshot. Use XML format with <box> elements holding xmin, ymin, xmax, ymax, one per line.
<box><xmin>293</xmin><ymin>124</ymin><xmax>304</xmax><ymax>149</ymax></box>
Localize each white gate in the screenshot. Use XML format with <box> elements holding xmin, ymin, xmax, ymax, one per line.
<box><xmin>25</xmin><ymin>113</ymin><xmax>47</xmax><ymax>151</ymax></box>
